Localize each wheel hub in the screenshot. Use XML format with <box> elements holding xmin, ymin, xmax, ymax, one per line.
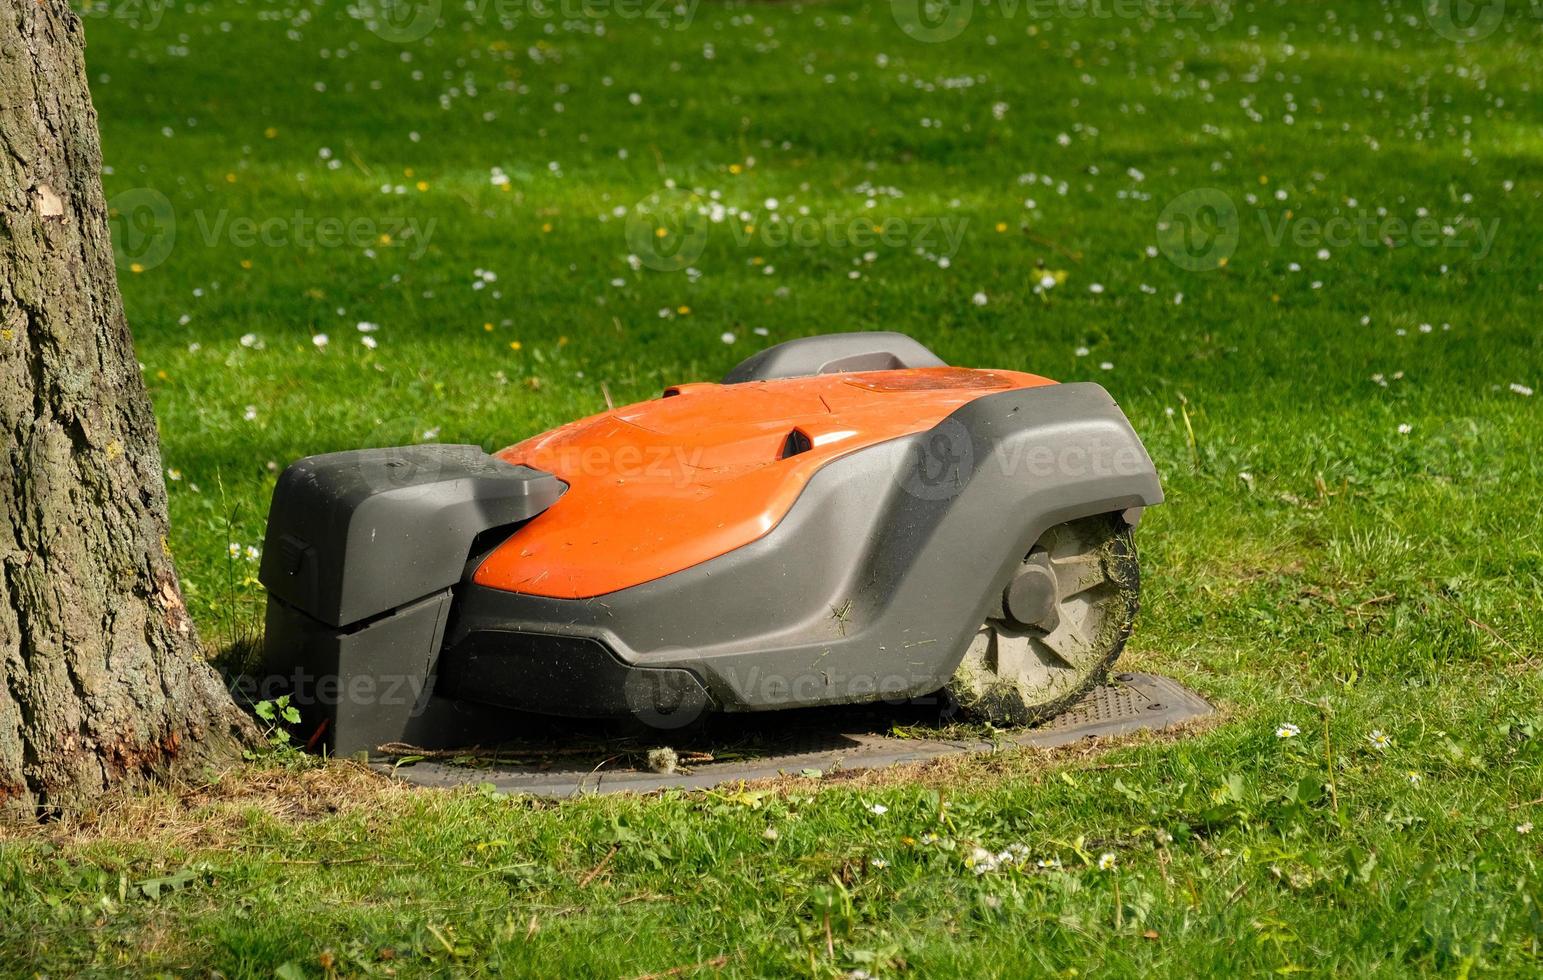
<box><xmin>1003</xmin><ymin>553</ymin><xmax>1059</xmax><ymax>632</ymax></box>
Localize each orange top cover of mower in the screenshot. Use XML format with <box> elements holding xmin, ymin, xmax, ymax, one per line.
<box><xmin>472</xmin><ymin>366</ymin><xmax>1055</xmax><ymax>599</ymax></box>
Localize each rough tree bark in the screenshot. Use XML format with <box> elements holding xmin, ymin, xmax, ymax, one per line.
<box><xmin>0</xmin><ymin>1</ymin><xmax>254</xmax><ymax>821</ymax></box>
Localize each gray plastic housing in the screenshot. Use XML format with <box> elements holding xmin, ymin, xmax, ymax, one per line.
<box><xmin>722</xmin><ymin>331</ymin><xmax>946</xmax><ymax>383</ymax></box>
<box><xmin>442</xmin><ymin>381</ymin><xmax>1164</xmax><ymax>715</ymax></box>
<box><xmin>255</xmin><ymin>445</ymin><xmax>563</xmax><ymax>754</ymax></box>
<box><xmin>259</xmin><ymin>445</ymin><xmax>562</xmax><ymax>629</ymax></box>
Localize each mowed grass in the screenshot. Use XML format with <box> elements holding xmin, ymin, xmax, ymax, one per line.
<box><xmin>2</xmin><ymin>0</ymin><xmax>1541</xmax><ymax>974</ymax></box>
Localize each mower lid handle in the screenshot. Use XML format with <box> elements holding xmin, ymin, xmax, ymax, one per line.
<box><xmin>722</xmin><ymin>331</ymin><xmax>946</xmax><ymax>384</ymax></box>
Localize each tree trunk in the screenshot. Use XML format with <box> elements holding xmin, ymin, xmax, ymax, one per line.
<box><xmin>0</xmin><ymin>1</ymin><xmax>254</xmax><ymax>821</ymax></box>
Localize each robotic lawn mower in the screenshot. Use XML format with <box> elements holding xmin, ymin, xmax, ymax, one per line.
<box><xmin>257</xmin><ymin>332</ymin><xmax>1163</xmax><ymax>754</ymax></box>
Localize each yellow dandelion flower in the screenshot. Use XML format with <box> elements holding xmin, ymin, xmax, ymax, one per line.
<box><xmin>510</xmin><ymin>340</ymin><xmax>523</xmax><ymax>351</ymax></box>
<box><xmin>130</xmin><ymin>263</ymin><xmax>145</xmax><ymax>274</ymax></box>
<box><xmin>655</xmin><ymin>227</ymin><xmax>669</xmax><ymax>238</ymax></box>
<box><xmin>484</xmin><ymin>322</ymin><xmax>494</xmax><ymax>332</ymax></box>
<box><xmin>541</xmin><ymin>222</ymin><xmax>553</xmax><ymax>233</ymax></box>
<box><xmin>264</xmin><ymin>127</ymin><xmax>278</xmax><ymax>139</ymax></box>
<box><xmin>557</xmin><ymin>336</ymin><xmax>569</xmax><ymax>346</ymax></box>
<box><xmin>995</xmin><ymin>222</ymin><xmax>1008</xmax><ymax>233</ymax></box>
<box><xmin>677</xmin><ymin>305</ymin><xmax>691</xmax><ymax>315</ymax></box>
<box><xmin>225</xmin><ymin>173</ymin><xmax>237</xmax><ymax>183</ymax></box>
<box><xmin>378</xmin><ymin>233</ymin><xmax>393</xmax><ymax>245</ymax></box>
<box><xmin>416</xmin><ymin>181</ymin><xmax>429</xmax><ymax>192</ymax></box>
<box><xmin>240</xmin><ymin>259</ymin><xmax>253</xmax><ymax>270</ymax></box>
<box><xmin>729</xmin><ymin>163</ymin><xmax>743</xmax><ymax>175</ymax></box>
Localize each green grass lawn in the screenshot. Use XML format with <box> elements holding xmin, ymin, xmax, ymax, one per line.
<box><xmin>2</xmin><ymin>0</ymin><xmax>1541</xmax><ymax>974</ymax></box>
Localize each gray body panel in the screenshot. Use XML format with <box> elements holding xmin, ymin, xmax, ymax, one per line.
<box><xmin>260</xmin><ymin>445</ymin><xmax>562</xmax><ymax>628</ymax></box>
<box><xmin>441</xmin><ymin>382</ymin><xmax>1162</xmax><ymax>713</ymax></box>
<box><xmin>257</xmin><ymin>445</ymin><xmax>566</xmax><ymax>753</ymax></box>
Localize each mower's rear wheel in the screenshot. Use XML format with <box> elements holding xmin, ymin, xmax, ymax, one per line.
<box><xmin>947</xmin><ymin>513</ymin><xmax>1140</xmax><ymax>726</ymax></box>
